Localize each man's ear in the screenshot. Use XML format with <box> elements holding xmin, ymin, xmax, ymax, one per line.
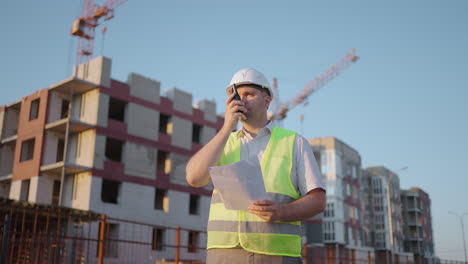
<box><xmin>264</xmin><ymin>94</ymin><xmax>272</xmax><ymax>109</ymax></box>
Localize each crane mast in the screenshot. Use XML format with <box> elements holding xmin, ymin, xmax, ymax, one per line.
<box><xmin>270</xmin><ymin>49</ymin><xmax>359</xmax><ymax>121</ymax></box>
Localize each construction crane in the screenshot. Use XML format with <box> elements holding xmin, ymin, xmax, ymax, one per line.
<box><xmin>269</xmin><ymin>49</ymin><xmax>359</xmax><ymax>121</ymax></box>
<box><xmin>71</xmin><ymin>0</ymin><xmax>128</xmax><ymax>65</ymax></box>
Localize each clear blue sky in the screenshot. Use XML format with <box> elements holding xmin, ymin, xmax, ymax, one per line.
<box><xmin>2</xmin><ymin>0</ymin><xmax>467</xmax><ymax>260</ymax></box>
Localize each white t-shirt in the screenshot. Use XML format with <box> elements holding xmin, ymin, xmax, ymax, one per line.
<box><xmin>236</xmin><ymin>122</ymin><xmax>325</xmax><ymax>197</ymax></box>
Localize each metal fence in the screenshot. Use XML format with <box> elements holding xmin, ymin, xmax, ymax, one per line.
<box><xmin>1</xmin><ymin>198</ymin><xmax>465</xmax><ymax>264</ymax></box>
<box><xmin>0</xmin><ymin>199</ymin><xmax>205</xmax><ymax>264</ymax></box>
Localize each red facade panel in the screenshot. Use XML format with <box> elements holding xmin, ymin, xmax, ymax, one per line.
<box><xmin>13</xmin><ymin>89</ymin><xmax>49</xmax><ymax>181</ymax></box>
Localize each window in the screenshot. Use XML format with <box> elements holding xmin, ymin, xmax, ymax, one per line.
<box><xmin>101</xmin><ymin>179</ymin><xmax>121</xmax><ymax>204</ymax></box>
<box><xmin>152</xmin><ymin>228</ymin><xmax>165</xmax><ymax>251</ymax></box>
<box><xmin>323</xmin><ymin>221</ymin><xmax>335</xmax><ymax>241</ymax></box>
<box><xmin>375</xmin><ymin>214</ymin><xmax>385</xmax><ymax>229</ymax></box>
<box><xmin>192</xmin><ymin>124</ymin><xmax>202</xmax><ymax>144</ymax></box>
<box><xmin>20</xmin><ymin>179</ymin><xmax>30</xmax><ymax>201</ymax></box>
<box><xmin>372</xmin><ymin>177</ymin><xmax>383</xmax><ymax>194</ymax></box>
<box><xmin>154</xmin><ymin>188</ymin><xmax>169</xmax><ymax>211</ymax></box>
<box><xmin>159</xmin><ymin>114</ymin><xmax>172</xmax><ymax>134</ymax></box>
<box><xmin>20</xmin><ymin>138</ymin><xmax>35</xmax><ymax>162</ymax></box>
<box><xmin>52</xmin><ymin>180</ymin><xmax>61</xmax><ymax>206</ymax></box>
<box><xmin>189</xmin><ymin>194</ymin><xmax>200</xmax><ymax>215</ymax></box>
<box><xmin>108</xmin><ymin>97</ymin><xmax>127</xmax><ymax>122</ymax></box>
<box><xmin>187</xmin><ymin>231</ymin><xmax>199</xmax><ymax>253</ymax></box>
<box><xmin>61</xmin><ymin>100</ymin><xmax>70</xmax><ymax>119</ymax></box>
<box><xmin>374</xmin><ymin>197</ymin><xmax>384</xmax><ymax>212</ymax></box>
<box><xmin>56</xmin><ymin>139</ymin><xmax>65</xmax><ymax>162</ymax></box>
<box><xmin>105</xmin><ymin>137</ymin><xmax>124</xmax><ymax>162</ymax></box>
<box><xmin>29</xmin><ymin>98</ymin><xmax>40</xmax><ymax>120</ymax></box>
<box><xmin>157</xmin><ymin>150</ymin><xmax>171</xmax><ymax>174</ymax></box>
<box><xmin>324</xmin><ymin>202</ymin><xmax>334</xmax><ymax>218</ymax></box>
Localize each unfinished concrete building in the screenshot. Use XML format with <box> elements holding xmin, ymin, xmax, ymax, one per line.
<box><xmin>0</xmin><ymin>56</ymin><xmax>222</xmax><ymax>262</ymax></box>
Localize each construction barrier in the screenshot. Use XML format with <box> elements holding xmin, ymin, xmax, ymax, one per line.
<box><xmin>0</xmin><ymin>198</ymin><xmax>463</xmax><ymax>264</ymax></box>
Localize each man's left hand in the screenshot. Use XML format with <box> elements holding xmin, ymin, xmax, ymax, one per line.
<box><xmin>248</xmin><ymin>200</ymin><xmax>284</xmax><ymax>222</ymax></box>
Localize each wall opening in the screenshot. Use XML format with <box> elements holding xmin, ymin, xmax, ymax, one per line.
<box><xmin>154</xmin><ymin>188</ymin><xmax>169</xmax><ymax>212</ymax></box>
<box><xmin>20</xmin><ymin>179</ymin><xmax>30</xmax><ymax>201</ymax></box>
<box><xmin>56</xmin><ymin>138</ymin><xmax>65</xmax><ymax>162</ymax></box>
<box><xmin>159</xmin><ymin>114</ymin><xmax>172</xmax><ymax>134</ymax></box>
<box><xmin>189</xmin><ymin>194</ymin><xmax>200</xmax><ymax>215</ymax></box>
<box><xmin>157</xmin><ymin>150</ymin><xmax>171</xmax><ymax>174</ymax></box>
<box><xmin>192</xmin><ymin>124</ymin><xmax>202</xmax><ymax>144</ymax></box>
<box><xmin>108</xmin><ymin>97</ymin><xmax>127</xmax><ymax>122</ymax></box>
<box><xmin>0</xmin><ymin>182</ymin><xmax>11</xmax><ymax>198</ymax></box>
<box><xmin>152</xmin><ymin>228</ymin><xmax>165</xmax><ymax>251</ymax></box>
<box><xmin>97</xmin><ymin>222</ymin><xmax>119</xmax><ymax>257</ymax></box>
<box><xmin>20</xmin><ymin>138</ymin><xmax>35</xmax><ymax>162</ymax></box>
<box><xmin>61</xmin><ymin>99</ymin><xmax>70</xmax><ymax>119</ymax></box>
<box><xmin>52</xmin><ymin>180</ymin><xmax>61</xmax><ymax>206</ymax></box>
<box><xmin>187</xmin><ymin>230</ymin><xmax>199</xmax><ymax>253</ymax></box>
<box><xmin>29</xmin><ymin>98</ymin><xmax>40</xmax><ymax>120</ymax></box>
<box><xmin>101</xmin><ymin>179</ymin><xmax>121</xmax><ymax>204</ymax></box>
<box><xmin>105</xmin><ymin>137</ymin><xmax>124</xmax><ymax>162</ymax></box>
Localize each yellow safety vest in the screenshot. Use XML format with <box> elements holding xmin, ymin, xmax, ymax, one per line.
<box><xmin>207</xmin><ymin>126</ymin><xmax>302</xmax><ymax>257</ymax></box>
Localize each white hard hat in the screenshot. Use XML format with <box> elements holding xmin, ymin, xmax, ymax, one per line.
<box><xmin>226</xmin><ymin>68</ymin><xmax>273</xmax><ymax>99</ymax></box>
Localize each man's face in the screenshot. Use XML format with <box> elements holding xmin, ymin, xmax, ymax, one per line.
<box><xmin>236</xmin><ymin>86</ymin><xmax>271</xmax><ymax>121</ymax></box>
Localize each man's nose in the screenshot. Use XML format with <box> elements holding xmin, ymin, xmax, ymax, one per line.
<box><xmin>240</xmin><ymin>95</ymin><xmax>248</xmax><ymax>103</ymax></box>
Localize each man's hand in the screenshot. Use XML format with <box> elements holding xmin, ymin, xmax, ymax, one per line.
<box><xmin>248</xmin><ymin>200</ymin><xmax>283</xmax><ymax>222</ymax></box>
<box><xmin>223</xmin><ymin>93</ymin><xmax>247</xmax><ymax>132</ymax></box>
<box><xmin>247</xmin><ymin>190</ymin><xmax>326</xmax><ymax>222</ymax></box>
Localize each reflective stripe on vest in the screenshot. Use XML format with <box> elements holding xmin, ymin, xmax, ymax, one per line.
<box><xmin>207</xmin><ymin>126</ymin><xmax>302</xmax><ymax>257</ymax></box>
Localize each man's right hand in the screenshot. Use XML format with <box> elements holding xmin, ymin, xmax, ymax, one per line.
<box><xmin>186</xmin><ymin>93</ymin><xmax>247</xmax><ymax>187</ymax></box>
<box><xmin>222</xmin><ymin>93</ymin><xmax>248</xmax><ymax>132</ymax></box>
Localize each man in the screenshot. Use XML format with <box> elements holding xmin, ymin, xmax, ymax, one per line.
<box><xmin>186</xmin><ymin>68</ymin><xmax>326</xmax><ymax>264</ymax></box>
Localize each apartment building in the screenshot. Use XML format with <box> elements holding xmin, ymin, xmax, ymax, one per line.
<box><xmin>401</xmin><ymin>188</ymin><xmax>435</xmax><ymax>264</ymax></box>
<box><xmin>0</xmin><ymin>56</ymin><xmax>222</xmax><ymax>262</ymax></box>
<box><xmin>308</xmin><ymin>136</ymin><xmax>374</xmax><ymax>262</ymax></box>
<box><xmin>364</xmin><ymin>166</ymin><xmax>413</xmax><ymax>264</ymax></box>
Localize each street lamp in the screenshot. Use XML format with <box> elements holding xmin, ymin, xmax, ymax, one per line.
<box><xmin>448</xmin><ymin>211</ymin><xmax>468</xmax><ymax>264</ymax></box>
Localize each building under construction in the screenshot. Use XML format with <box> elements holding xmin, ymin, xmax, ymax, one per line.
<box><xmin>0</xmin><ymin>56</ymin><xmax>444</xmax><ymax>264</ymax></box>
<box><xmin>0</xmin><ymin>56</ymin><xmax>222</xmax><ymax>263</ymax></box>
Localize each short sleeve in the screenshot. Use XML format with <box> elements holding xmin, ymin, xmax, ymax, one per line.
<box><xmin>292</xmin><ymin>134</ymin><xmax>326</xmax><ymax>197</ymax></box>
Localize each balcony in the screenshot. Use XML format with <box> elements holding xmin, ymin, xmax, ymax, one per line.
<box><xmin>1</xmin><ymin>100</ymin><xmax>20</xmax><ymax>140</ymax></box>
<box><xmin>45</xmin><ymin>118</ymin><xmax>94</xmax><ymax>134</ymax></box>
<box><xmin>0</xmin><ymin>134</ymin><xmax>17</xmax><ymax>145</ymax></box>
<box><xmin>405</xmin><ymin>220</ymin><xmax>421</xmax><ymax>227</ymax></box>
<box><xmin>0</xmin><ymin>174</ymin><xmax>12</xmax><ymax>182</ymax></box>
<box><xmin>40</xmin><ymin>161</ymin><xmax>91</xmax><ymax>175</ymax></box>
<box><xmin>405</xmin><ymin>233</ymin><xmax>423</xmax><ymax>241</ymax></box>
<box><xmin>49</xmin><ymin>77</ymin><xmax>97</xmax><ymax>95</ymax></box>
<box><xmin>405</xmin><ymin>206</ymin><xmax>421</xmax><ymax>212</ymax></box>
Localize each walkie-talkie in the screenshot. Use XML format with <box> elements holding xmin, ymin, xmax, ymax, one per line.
<box><xmin>232</xmin><ymin>84</ymin><xmax>242</xmax><ymax>113</ymax></box>
<box><xmin>233</xmin><ymin>84</ymin><xmax>241</xmax><ymax>101</ymax></box>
